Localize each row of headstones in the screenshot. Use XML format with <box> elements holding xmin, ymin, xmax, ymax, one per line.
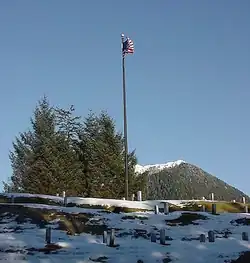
<box><xmin>152</xmin><ymin>202</ymin><xmax>216</xmax><ymax>215</ymax></box>
<box><xmin>45</xmin><ymin>227</ymin><xmax>117</xmax><ymax>247</ymax></box>
<box><xmin>153</xmin><ymin>202</ymin><xmax>249</xmax><ymax>215</ymax></box>
<box><xmin>198</xmin><ymin>231</ymin><xmax>248</xmax><ymax>243</ymax></box>
<box><xmin>7</xmin><ymin>191</ymin><xmax>247</xmax><ymax>204</ymax></box>
<box><xmin>202</xmin><ymin>198</ymin><xmax>248</xmax><ymax>214</ymax></box>
<box><xmin>9</xmin><ymin>191</ymin><xmax>245</xmax><ymax>210</ymax></box>
<box><xmin>201</xmin><ymin>202</ymin><xmax>248</xmax><ymax>214</ymax></box>
<box><xmin>103</xmin><ymin>229</ymin><xmax>249</xmax><ymax>245</ymax></box>
<box><xmin>122</xmin><ymin>192</ymin><xmax>249</xmax><ymax>204</ymax></box>
<box><xmin>194</xmin><ymin>193</ymin><xmax>247</xmax><ymax>203</ymax></box>
<box><xmin>130</xmin><ymin>192</ymin><xmax>218</xmax><ymax>202</ymax></box>
<box><xmin>56</xmin><ymin>191</ymin><xmax>143</xmax><ymax>202</ymax></box>
<box><xmin>123</xmin><ymin>191</ymin><xmax>216</xmax><ymax>202</ymax></box>
<box><xmin>149</xmin><ymin>230</ymin><xmax>222</xmax><ymax>244</ymax></box>
<box><xmin>121</xmin><ymin>191</ymin><xmax>142</xmax><ymax>201</ymax></box>
<box><xmin>45</xmin><ymin>227</ymin><xmax>249</xmax><ymax>246</ymax></box>
<box><xmin>58</xmin><ymin>191</ymin><xmax>143</xmax><ymax>202</ymax></box>
<box><xmin>9</xmin><ymin>191</ymin><xmax>249</xmax><ymax>212</ymax></box>
<box><xmin>56</xmin><ymin>191</ymin><xmax>247</xmax><ymax>205</ymax></box>
<box><xmin>57</xmin><ymin>191</ymin><xmax>141</xmax><ymax>206</ymax></box>
<box><xmin>56</xmin><ymin>191</ymin><xmax>67</xmax><ymax>206</ymax></box>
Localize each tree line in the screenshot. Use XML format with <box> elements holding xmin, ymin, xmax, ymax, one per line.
<box><xmin>3</xmin><ymin>97</ymin><xmax>146</xmax><ymax>198</ymax></box>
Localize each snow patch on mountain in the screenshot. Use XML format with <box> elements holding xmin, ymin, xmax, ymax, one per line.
<box><xmin>135</xmin><ymin>160</ymin><xmax>186</xmax><ymax>174</ymax></box>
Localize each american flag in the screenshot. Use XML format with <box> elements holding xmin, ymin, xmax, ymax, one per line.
<box><xmin>122</xmin><ymin>37</ymin><xmax>134</xmax><ymax>56</ymax></box>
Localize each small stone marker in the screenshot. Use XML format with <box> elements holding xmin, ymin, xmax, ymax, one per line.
<box><xmin>242</xmin><ymin>232</ymin><xmax>248</xmax><ymax>241</ymax></box>
<box><xmin>242</xmin><ymin>197</ymin><xmax>246</xmax><ymax>204</ymax></box>
<box><xmin>45</xmin><ymin>227</ymin><xmax>51</xmax><ymax>244</ymax></box>
<box><xmin>150</xmin><ymin>232</ymin><xmax>156</xmax><ymax>242</ymax></box>
<box><xmin>208</xmin><ymin>230</ymin><xmax>215</xmax><ymax>242</ymax></box>
<box><xmin>163</xmin><ymin>202</ymin><xmax>169</xmax><ymax>215</ymax></box>
<box><xmin>109</xmin><ymin>229</ymin><xmax>115</xmax><ymax>247</ymax></box>
<box><xmin>154</xmin><ymin>205</ymin><xmax>159</xmax><ymax>215</ymax></box>
<box><xmin>211</xmin><ymin>204</ymin><xmax>217</xmax><ymax>215</ymax></box>
<box><xmin>160</xmin><ymin>229</ymin><xmax>165</xmax><ymax>245</ymax></box>
<box><xmin>137</xmin><ymin>191</ymin><xmax>142</xmax><ymax>201</ymax></box>
<box><xmin>200</xmin><ymin>234</ymin><xmax>206</xmax><ymax>243</ymax></box>
<box><xmin>122</xmin><ymin>197</ymin><xmax>125</xmax><ymax>200</ymax></box>
<box><xmin>131</xmin><ymin>194</ymin><xmax>135</xmax><ymax>201</ymax></box>
<box><xmin>62</xmin><ymin>191</ymin><xmax>66</xmax><ymax>198</ymax></box>
<box><xmin>245</xmin><ymin>205</ymin><xmax>248</xmax><ymax>213</ymax></box>
<box><xmin>63</xmin><ymin>196</ymin><xmax>67</xmax><ymax>207</ymax></box>
<box><xmin>103</xmin><ymin>231</ymin><xmax>107</xmax><ymax>243</ymax></box>
<box><xmin>211</xmin><ymin>193</ymin><xmax>214</xmax><ymax>201</ymax></box>
<box><xmin>56</xmin><ymin>193</ymin><xmax>59</xmax><ymax>197</ymax></box>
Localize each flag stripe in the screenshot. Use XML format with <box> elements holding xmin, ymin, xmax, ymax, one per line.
<box><xmin>122</xmin><ymin>37</ymin><xmax>134</xmax><ymax>56</ymax></box>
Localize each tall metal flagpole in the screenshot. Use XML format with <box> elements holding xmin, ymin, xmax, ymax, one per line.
<box><xmin>121</xmin><ymin>33</ymin><xmax>129</xmax><ymax>200</ymax></box>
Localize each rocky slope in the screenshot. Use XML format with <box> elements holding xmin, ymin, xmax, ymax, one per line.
<box><xmin>136</xmin><ymin>161</ymin><xmax>249</xmax><ymax>202</ymax></box>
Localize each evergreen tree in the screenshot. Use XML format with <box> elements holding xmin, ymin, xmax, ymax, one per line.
<box><xmin>4</xmin><ymin>97</ymin><xmax>82</xmax><ymax>195</ymax></box>
<box><xmin>3</xmin><ymin>97</ymin><xmax>143</xmax><ymax>198</ymax></box>
<box><xmin>54</xmin><ymin>105</ymin><xmax>86</xmax><ymax>195</ymax></box>
<box><xmin>54</xmin><ymin>105</ymin><xmax>82</xmax><ymax>141</ymax></box>
<box><xmin>76</xmin><ymin>110</ymin><xmax>140</xmax><ymax>199</ymax></box>
<box><xmin>6</xmin><ymin>131</ymin><xmax>34</xmax><ymax>192</ymax></box>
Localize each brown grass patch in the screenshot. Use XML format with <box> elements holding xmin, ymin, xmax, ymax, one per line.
<box><xmin>0</xmin><ymin>204</ymin><xmax>107</xmax><ymax>235</ymax></box>
<box><xmin>175</xmin><ymin>201</ymin><xmax>249</xmax><ymax>213</ymax></box>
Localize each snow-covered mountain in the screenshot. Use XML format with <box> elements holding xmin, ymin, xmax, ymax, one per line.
<box><xmin>135</xmin><ymin>160</ymin><xmax>186</xmax><ymax>174</ymax></box>
<box><xmin>135</xmin><ymin>160</ymin><xmax>249</xmax><ymax>202</ymax></box>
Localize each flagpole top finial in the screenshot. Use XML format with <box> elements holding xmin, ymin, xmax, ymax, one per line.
<box><xmin>121</xmin><ymin>33</ymin><xmax>125</xmax><ymax>37</ymax></box>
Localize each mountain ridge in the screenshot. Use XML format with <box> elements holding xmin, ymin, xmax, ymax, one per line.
<box><xmin>136</xmin><ymin>160</ymin><xmax>250</xmax><ymax>202</ymax></box>
<box><xmin>135</xmin><ymin>160</ymin><xmax>186</xmax><ymax>174</ymax></box>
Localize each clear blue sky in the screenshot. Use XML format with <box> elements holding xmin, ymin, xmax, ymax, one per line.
<box><xmin>0</xmin><ymin>1</ymin><xmax>249</xmax><ymax>195</ymax></box>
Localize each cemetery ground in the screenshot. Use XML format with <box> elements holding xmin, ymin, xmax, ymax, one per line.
<box><xmin>0</xmin><ymin>193</ymin><xmax>249</xmax><ymax>263</ymax></box>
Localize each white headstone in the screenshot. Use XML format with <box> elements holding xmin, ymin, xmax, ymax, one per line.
<box><xmin>137</xmin><ymin>191</ymin><xmax>142</xmax><ymax>201</ymax></box>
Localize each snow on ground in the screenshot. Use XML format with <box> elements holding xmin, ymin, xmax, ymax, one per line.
<box><xmin>0</xmin><ymin>201</ymin><xmax>249</xmax><ymax>263</ymax></box>
<box><xmin>66</xmin><ymin>197</ymin><xmax>190</xmax><ymax>210</ymax></box>
<box><xmin>67</xmin><ymin>197</ymin><xmax>215</xmax><ymax>210</ymax></box>
<box><xmin>1</xmin><ymin>192</ymin><xmax>214</xmax><ymax>210</ymax></box>
<box><xmin>1</xmin><ymin>193</ymin><xmax>63</xmax><ymax>203</ymax></box>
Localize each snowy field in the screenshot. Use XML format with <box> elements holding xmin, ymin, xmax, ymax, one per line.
<box><xmin>0</xmin><ymin>192</ymin><xmax>217</xmax><ymax>210</ymax></box>
<box><xmin>0</xmin><ymin>193</ymin><xmax>249</xmax><ymax>263</ymax></box>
